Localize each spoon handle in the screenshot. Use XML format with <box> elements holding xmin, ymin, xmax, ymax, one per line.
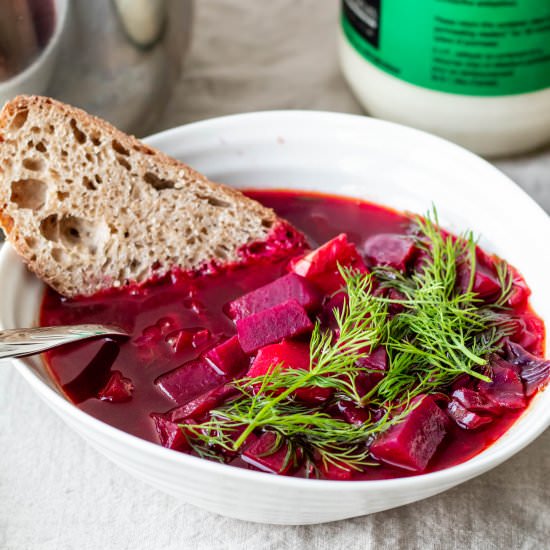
<box><xmin>0</xmin><ymin>325</ymin><xmax>128</xmax><ymax>360</ymax></box>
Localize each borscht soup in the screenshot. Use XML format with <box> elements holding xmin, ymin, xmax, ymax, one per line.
<box><xmin>41</xmin><ymin>190</ymin><xmax>549</xmax><ymax>480</ymax></box>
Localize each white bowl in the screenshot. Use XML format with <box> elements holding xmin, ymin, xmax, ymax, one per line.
<box><xmin>1</xmin><ymin>112</ymin><xmax>549</xmax><ymax>525</ymax></box>
<box><xmin>0</xmin><ymin>0</ymin><xmax>68</xmax><ymax>105</ymax></box>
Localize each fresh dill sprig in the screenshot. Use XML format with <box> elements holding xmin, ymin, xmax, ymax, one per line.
<box><xmin>369</xmin><ymin>208</ymin><xmax>514</xmax><ymax>405</ymax></box>
<box><xmin>183</xmin><ymin>270</ymin><xmax>393</xmax><ymax>471</ymax></box>
<box><xmin>181</xmin><ymin>208</ymin><xmax>515</xmax><ymax>474</ymax></box>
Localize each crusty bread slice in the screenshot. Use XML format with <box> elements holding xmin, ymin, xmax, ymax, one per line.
<box><xmin>0</xmin><ymin>96</ymin><xmax>285</xmax><ymax>297</ymax></box>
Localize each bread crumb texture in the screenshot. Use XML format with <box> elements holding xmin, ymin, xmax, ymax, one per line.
<box><xmin>0</xmin><ymin>96</ymin><xmax>277</xmax><ymax>296</ymax></box>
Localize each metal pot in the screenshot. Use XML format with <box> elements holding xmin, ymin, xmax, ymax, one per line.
<box><xmin>47</xmin><ymin>0</ymin><xmax>193</xmax><ymax>136</ymax></box>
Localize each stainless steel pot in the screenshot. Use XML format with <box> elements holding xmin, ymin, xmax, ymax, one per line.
<box><xmin>47</xmin><ymin>0</ymin><xmax>193</xmax><ymax>136</ymax></box>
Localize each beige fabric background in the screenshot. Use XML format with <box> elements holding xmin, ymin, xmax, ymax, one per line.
<box><xmin>1</xmin><ymin>2</ymin><xmax>549</xmax><ymax>549</ymax></box>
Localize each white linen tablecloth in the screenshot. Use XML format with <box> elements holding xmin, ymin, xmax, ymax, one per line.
<box><xmin>1</xmin><ymin>2</ymin><xmax>549</xmax><ymax>548</ymax></box>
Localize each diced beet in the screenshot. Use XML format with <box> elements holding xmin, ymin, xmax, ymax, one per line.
<box><xmin>447</xmin><ymin>400</ymin><xmax>493</xmax><ymax>430</ymax></box>
<box><xmin>451</xmin><ymin>388</ymin><xmax>502</xmax><ymax>415</ymax></box>
<box><xmin>247</xmin><ymin>340</ymin><xmax>310</xmax><ymax>377</ymax></box>
<box><xmin>478</xmin><ymin>358</ymin><xmax>526</xmax><ymax>410</ymax></box>
<box><xmin>457</xmin><ymin>248</ymin><xmax>501</xmax><ymax>301</ymax></box>
<box><xmin>150</xmin><ymin>413</ymin><xmax>189</xmax><ymax>451</ymax></box>
<box><xmin>362</xmin><ymin>233</ymin><xmax>417</xmax><ymax>272</ymax></box>
<box><xmin>369</xmin><ymin>395</ymin><xmax>448</xmax><ymax>472</ymax></box>
<box><xmin>97</xmin><ymin>371</ymin><xmax>134</xmax><ymax>403</ymax></box>
<box><xmin>451</xmin><ymin>373</ymin><xmax>473</xmax><ymax>392</ymax></box>
<box><xmin>357</xmin><ymin>346</ymin><xmax>388</xmax><ymax>371</ymax></box>
<box><xmin>386</xmin><ymin>288</ymin><xmax>406</xmax><ymax>315</ymax></box>
<box><xmin>507</xmin><ymin>269</ymin><xmax>531</xmax><ymax>309</ymax></box>
<box><xmin>226</xmin><ymin>273</ymin><xmax>322</xmax><ymax>321</ymax></box>
<box><xmin>215</xmin><ymin>427</ymin><xmax>259</xmax><ymax>462</ymax></box>
<box><xmin>505</xmin><ymin>340</ymin><xmax>550</xmax><ymax>397</ymax></box>
<box><xmin>509</xmin><ymin>313</ymin><xmax>545</xmax><ymax>355</ymax></box>
<box><xmin>203</xmin><ymin>335</ymin><xmax>247</xmax><ymax>375</ymax></box>
<box><xmin>412</xmin><ymin>249</ymin><xmax>430</xmax><ymax>275</ymax></box>
<box><xmin>167</xmin><ymin>384</ymin><xmax>239</xmax><ymax>421</ymax></box>
<box><xmin>309</xmin><ymin>266</ymin><xmax>363</xmax><ymax>296</ymax></box>
<box><xmin>336</xmin><ymin>400</ymin><xmax>371</xmax><ymax>426</ymax></box>
<box><xmin>458</xmin><ymin>262</ymin><xmax>501</xmax><ymax>300</ymax></box>
<box><xmin>247</xmin><ymin>340</ymin><xmax>333</xmax><ymax>403</ymax></box>
<box><xmin>236</xmin><ymin>299</ymin><xmax>313</xmax><ymax>354</ymax></box>
<box><xmin>290</xmin><ymin>234</ymin><xmax>354</xmax><ymax>278</ymax></box>
<box><xmin>242</xmin><ymin>431</ymin><xmax>302</xmax><ymax>475</ymax></box>
<box><xmin>294</xmin><ymin>385</ymin><xmax>334</xmax><ymax>404</ymax></box>
<box><xmin>355</xmin><ymin>347</ymin><xmax>388</xmax><ymax>397</ymax></box>
<box><xmin>289</xmin><ymin>234</ymin><xmax>368</xmax><ymax>294</ymax></box>
<box><xmin>471</xmin><ymin>267</ymin><xmax>501</xmax><ymax>299</ymax></box>
<box><xmin>319</xmin><ymin>291</ymin><xmax>347</xmax><ymax>331</ymax></box>
<box><xmin>155</xmin><ymin>359</ymin><xmax>228</xmax><ymax>404</ymax></box>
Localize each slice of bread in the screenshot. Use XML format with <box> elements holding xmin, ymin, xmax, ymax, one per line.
<box><xmin>0</xmin><ymin>96</ymin><xmax>296</xmax><ymax>297</ymax></box>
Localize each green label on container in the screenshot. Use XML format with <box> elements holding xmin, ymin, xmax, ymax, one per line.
<box><xmin>342</xmin><ymin>0</ymin><xmax>550</xmax><ymax>96</ymax></box>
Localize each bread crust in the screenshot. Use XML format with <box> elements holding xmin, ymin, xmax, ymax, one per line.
<box><xmin>0</xmin><ymin>96</ymin><xmax>280</xmax><ymax>296</ymax></box>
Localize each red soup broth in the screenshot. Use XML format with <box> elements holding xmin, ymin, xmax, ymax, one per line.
<box><xmin>41</xmin><ymin>190</ymin><xmax>544</xmax><ymax>480</ymax></box>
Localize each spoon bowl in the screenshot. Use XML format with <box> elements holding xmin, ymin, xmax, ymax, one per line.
<box><xmin>0</xmin><ymin>324</ymin><xmax>129</xmax><ymax>360</ymax></box>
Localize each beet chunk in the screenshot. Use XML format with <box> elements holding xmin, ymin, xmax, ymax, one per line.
<box><xmin>247</xmin><ymin>340</ymin><xmax>310</xmax><ymax>377</ymax></box>
<box><xmin>204</xmin><ymin>335</ymin><xmax>247</xmax><ymax>375</ymax></box>
<box><xmin>451</xmin><ymin>388</ymin><xmax>502</xmax><ymax>415</ymax></box>
<box><xmin>291</xmin><ymin>233</ymin><xmax>357</xmax><ymax>277</ymax></box>
<box><xmin>236</xmin><ymin>299</ymin><xmax>313</xmax><ymax>354</ymax></box>
<box><xmin>362</xmin><ymin>233</ymin><xmax>416</xmax><ymax>272</ymax></box>
<box><xmin>356</xmin><ymin>347</ymin><xmax>388</xmax><ymax>398</ymax></box>
<box><xmin>458</xmin><ymin>264</ymin><xmax>501</xmax><ymax>301</ymax></box>
<box><xmin>319</xmin><ymin>291</ymin><xmax>347</xmax><ymax>331</ymax></box>
<box><xmin>155</xmin><ymin>359</ymin><xmax>228</xmax><ymax>404</ymax></box>
<box><xmin>478</xmin><ymin>358</ymin><xmax>526</xmax><ymax>410</ymax></box>
<box><xmin>507</xmin><ymin>269</ymin><xmax>531</xmax><ymax>309</ymax></box>
<box><xmin>509</xmin><ymin>312</ymin><xmax>545</xmax><ymax>355</ymax></box>
<box><xmin>358</xmin><ymin>346</ymin><xmax>388</xmax><ymax>371</ymax></box>
<box><xmin>97</xmin><ymin>371</ymin><xmax>134</xmax><ymax>403</ymax></box>
<box><xmin>247</xmin><ymin>341</ymin><xmax>333</xmax><ymax>403</ymax></box>
<box><xmin>447</xmin><ymin>400</ymin><xmax>493</xmax><ymax>430</ymax></box>
<box><xmin>167</xmin><ymin>384</ymin><xmax>239</xmax><ymax>421</ymax></box>
<box><xmin>457</xmin><ymin>250</ymin><xmax>501</xmax><ymax>301</ymax></box>
<box><xmin>226</xmin><ymin>273</ymin><xmax>322</xmax><ymax>320</ymax></box>
<box><xmin>294</xmin><ymin>386</ymin><xmax>334</xmax><ymax>404</ymax></box>
<box><xmin>150</xmin><ymin>413</ymin><xmax>189</xmax><ymax>451</ymax></box>
<box><xmin>290</xmin><ymin>234</ymin><xmax>367</xmax><ymax>294</ymax></box>
<box><xmin>505</xmin><ymin>340</ymin><xmax>550</xmax><ymax>397</ymax></box>
<box><xmin>369</xmin><ymin>395</ymin><xmax>448</xmax><ymax>472</ymax></box>
<box><xmin>242</xmin><ymin>431</ymin><xmax>301</xmax><ymax>475</ymax></box>
<box><xmin>336</xmin><ymin>400</ymin><xmax>371</xmax><ymax>426</ymax></box>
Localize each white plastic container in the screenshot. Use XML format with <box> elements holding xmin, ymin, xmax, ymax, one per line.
<box><xmin>339</xmin><ymin>0</ymin><xmax>550</xmax><ymax>157</ymax></box>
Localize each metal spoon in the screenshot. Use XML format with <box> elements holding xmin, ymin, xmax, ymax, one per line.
<box><xmin>0</xmin><ymin>325</ymin><xmax>129</xmax><ymax>360</ymax></box>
